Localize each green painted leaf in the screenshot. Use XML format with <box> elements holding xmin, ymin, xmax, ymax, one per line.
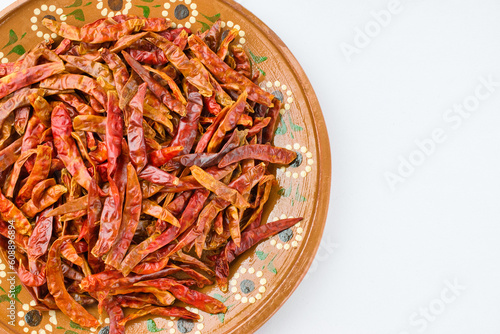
<box><xmin>258</xmin><ymin>68</ymin><xmax>266</xmax><ymax>76</ymax></box>
<box><xmin>141</xmin><ymin>0</ymin><xmax>154</xmax><ymax>2</ymax></box>
<box><xmin>84</xmin><ymin>1</ymin><xmax>92</xmax><ymax>6</ymax></box>
<box><xmin>21</xmin><ymin>32</ymin><xmax>26</xmax><ymax>40</ymax></box>
<box><xmin>249</xmin><ymin>50</ymin><xmax>268</xmax><ymax>64</ymax></box>
<box><xmin>267</xmin><ymin>260</ymin><xmax>277</xmax><ymax>274</ymax></box>
<box><xmin>288</xmin><ymin>114</ymin><xmax>303</xmax><ymax>132</ymax></box>
<box><xmin>66</xmin><ymin>9</ymin><xmax>85</xmax><ymax>21</ymax></box>
<box><xmin>0</xmin><ymin>294</ymin><xmax>10</xmax><ymax>303</ymax></box>
<box><xmin>197</xmin><ymin>20</ymin><xmax>211</xmax><ymax>33</ymax></box>
<box><xmin>56</xmin><ymin>327</ymin><xmax>65</xmax><ymax>330</ymax></box>
<box><xmin>147</xmin><ymin>319</ymin><xmax>165</xmax><ymax>332</ymax></box>
<box><xmin>64</xmin><ymin>331</ymin><xmax>79</xmax><ymax>334</ymax></box>
<box><xmin>278</xmin><ymin>184</ymin><xmax>292</xmax><ymax>198</ymax></box>
<box><xmin>275</xmin><ymin>117</ymin><xmax>287</xmax><ymax>136</ymax></box>
<box><xmin>3</xmin><ymin>30</ymin><xmax>18</xmax><ymax>49</ymax></box>
<box><xmin>0</xmin><ymin>286</ymin><xmax>6</xmax><ymax>293</ymax></box>
<box><xmin>200</xmin><ymin>13</ymin><xmax>220</xmax><ymax>23</ymax></box>
<box><xmin>65</xmin><ymin>0</ymin><xmax>82</xmax><ymax>8</ymax></box>
<box><xmin>261</xmin><ymin>265</ymin><xmax>265</xmax><ymax>270</ymax></box>
<box><xmin>152</xmin><ymin>4</ymin><xmax>161</xmax><ymax>7</ymax></box>
<box><xmin>213</xmin><ymin>293</ymin><xmax>229</xmax><ymax>303</ymax></box>
<box><xmin>70</xmin><ymin>320</ymin><xmax>89</xmax><ymax>331</ymax></box>
<box><xmin>295</xmin><ymin>185</ymin><xmax>306</xmax><ymax>202</ymax></box>
<box><xmin>136</xmin><ymin>5</ymin><xmax>150</xmax><ymax>18</ymax></box>
<box><xmin>217</xmin><ymin>313</ymin><xmax>225</xmax><ymax>323</ymax></box>
<box><xmin>255</xmin><ymin>250</ymin><xmax>268</xmax><ymax>261</ymax></box>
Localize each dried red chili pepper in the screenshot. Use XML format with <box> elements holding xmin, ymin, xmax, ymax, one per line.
<box><xmin>46</xmin><ymin>236</ymin><xmax>99</xmax><ymax>327</ymax></box>
<box><xmin>51</xmin><ymin>102</ymin><xmax>94</xmax><ymax>191</ymax></box>
<box><xmin>219</xmin><ymin>144</ymin><xmax>297</xmax><ymax>167</ymax></box>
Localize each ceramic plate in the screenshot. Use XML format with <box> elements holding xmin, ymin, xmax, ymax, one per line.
<box><xmin>0</xmin><ymin>0</ymin><xmax>331</xmax><ymax>333</ymax></box>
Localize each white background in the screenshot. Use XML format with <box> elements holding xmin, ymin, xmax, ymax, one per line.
<box><xmin>2</xmin><ymin>0</ymin><xmax>500</xmax><ymax>333</ymax></box>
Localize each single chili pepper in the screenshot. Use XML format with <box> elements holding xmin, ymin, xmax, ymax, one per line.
<box><xmin>189</xmin><ymin>34</ymin><xmax>274</xmax><ymax>106</ymax></box>
<box><xmin>106</xmin><ymin>90</ymin><xmax>123</xmax><ymax>178</ymax></box>
<box><xmin>204</xmin><ymin>19</ymin><xmax>222</xmax><ymax>52</ymax></box>
<box><xmin>142</xmin><ymin>200</ymin><xmax>179</xmax><ymax>227</ymax></box>
<box><xmin>18</xmin><ymin>260</ymin><xmax>47</xmax><ymax>287</ymax></box>
<box><xmin>135</xmin><ymin>278</ymin><xmax>226</xmax><ymax>313</ymax></box>
<box><xmin>127</xmin><ymin>83</ymin><xmax>148</xmax><ymax>172</ymax></box>
<box><xmin>31</xmin><ymin>179</ymin><xmax>57</xmax><ymax>209</ymax></box>
<box><xmin>147</xmin><ymin>34</ymin><xmax>214</xmax><ymax>97</ymax></box>
<box><xmin>72</xmin><ymin>115</ymin><xmax>106</xmax><ymax>134</ymax></box>
<box><xmin>128</xmin><ymin>48</ymin><xmax>168</xmax><ymax>65</ymax></box>
<box><xmin>102</xmin><ymin>297</ymin><xmax>125</xmax><ymax>334</ymax></box>
<box><xmin>110</xmin><ymin>31</ymin><xmax>148</xmax><ymax>53</ymax></box>
<box><xmin>40</xmin><ymin>74</ymin><xmax>107</xmax><ymax>109</ymax></box>
<box><xmin>161</xmin><ymin>163</ymin><xmax>237</xmax><ymax>193</ymax></box>
<box><xmin>148</xmin><ymin>146</ymin><xmax>184</xmax><ymax>167</ymax></box>
<box><xmin>15</xmin><ymin>145</ymin><xmax>52</xmax><ymax>207</ymax></box>
<box><xmin>51</xmin><ymin>102</ymin><xmax>94</xmax><ymax>191</ymax></box>
<box><xmin>122</xmin><ymin>50</ymin><xmax>186</xmax><ymax>116</ymax></box>
<box><xmin>27</xmin><ymin>207</ymin><xmax>53</xmax><ymax>261</ymax></box>
<box><xmin>119</xmin><ymin>306</ymin><xmax>199</xmax><ymax>327</ymax></box>
<box><xmin>0</xmin><ymin>191</ymin><xmax>32</xmax><ymax>235</ymax></box>
<box><xmin>21</xmin><ymin>184</ymin><xmax>67</xmax><ymax>218</ymax></box>
<box><xmin>105</xmin><ymin>163</ymin><xmax>142</xmax><ymax>269</ymax></box>
<box><xmin>139</xmin><ymin>164</ymin><xmax>179</xmax><ymax>186</ymax></box>
<box><xmin>56</xmin><ymin>93</ymin><xmax>96</xmax><ymax>116</ymax></box>
<box><xmin>231</xmin><ymin>44</ymin><xmax>252</xmax><ymax>78</ymax></box>
<box><xmin>217</xmin><ymin>28</ymin><xmax>238</xmax><ymax>60</ymax></box>
<box><xmin>46</xmin><ymin>236</ymin><xmax>100</xmax><ymax>327</ymax></box>
<box><xmin>226</xmin><ymin>205</ymin><xmax>241</xmax><ymax>246</ymax></box>
<box><xmin>247</xmin><ymin>117</ymin><xmax>271</xmax><ymax>138</ymax></box>
<box><xmin>158</xmin><ymin>27</ymin><xmax>191</xmax><ymax>41</ymax></box>
<box><xmin>203</xmin><ymin>92</ymin><xmax>222</xmax><ymax>116</ymax></box>
<box><xmin>262</xmin><ymin>97</ymin><xmax>281</xmax><ymax>144</ymax></box>
<box><xmin>13</xmin><ymin>106</ymin><xmax>30</xmax><ymax>135</ymax></box>
<box><xmin>219</xmin><ymin>144</ymin><xmax>297</xmax><ymax>168</ymax></box>
<box><xmin>214</xmin><ymin>210</ymin><xmax>224</xmax><ymax>235</ymax></box>
<box><xmin>0</xmin><ymin>62</ymin><xmax>65</xmax><ymax>100</ymax></box>
<box><xmin>169</xmin><ymin>88</ymin><xmax>203</xmax><ymax>155</ymax></box>
<box><xmin>207</xmin><ymin>91</ymin><xmax>247</xmax><ymax>153</ymax></box>
<box><xmin>92</xmin><ymin>149</ymin><xmax>128</xmax><ymax>257</ymax></box>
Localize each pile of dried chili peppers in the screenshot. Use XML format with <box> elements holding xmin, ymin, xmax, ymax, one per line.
<box><xmin>0</xmin><ymin>15</ymin><xmax>302</xmax><ymax>331</ymax></box>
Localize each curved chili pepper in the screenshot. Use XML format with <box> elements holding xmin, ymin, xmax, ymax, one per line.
<box><xmin>127</xmin><ymin>83</ymin><xmax>148</xmax><ymax>172</ymax></box>
<box><xmin>18</xmin><ymin>260</ymin><xmax>47</xmax><ymax>287</ymax></box>
<box><xmin>143</xmin><ymin>65</ymin><xmax>187</xmax><ymax>105</ymax></box>
<box><xmin>128</xmin><ymin>48</ymin><xmax>168</xmax><ymax>65</ymax></box>
<box><xmin>0</xmin><ymin>191</ymin><xmax>32</xmax><ymax>235</ymax></box>
<box><xmin>148</xmin><ymin>146</ymin><xmax>183</xmax><ymax>167</ymax></box>
<box><xmin>217</xmin><ymin>28</ymin><xmax>238</xmax><ymax>60</ymax></box>
<box><xmin>15</xmin><ymin>145</ymin><xmax>52</xmax><ymax>207</ymax></box>
<box><xmin>13</xmin><ymin>106</ymin><xmax>30</xmax><ymax>135</ymax></box>
<box><xmin>106</xmin><ymin>163</ymin><xmax>142</xmax><ymax>269</ymax></box>
<box><xmin>231</xmin><ymin>45</ymin><xmax>252</xmax><ymax>79</ymax></box>
<box><xmin>73</xmin><ymin>115</ymin><xmax>106</xmax><ymax>134</ymax></box>
<box><xmin>51</xmin><ymin>102</ymin><xmax>94</xmax><ymax>191</ymax></box>
<box><xmin>169</xmin><ymin>88</ymin><xmax>203</xmax><ymax>155</ymax></box>
<box><xmin>262</xmin><ymin>97</ymin><xmax>281</xmax><ymax>144</ymax></box>
<box><xmin>0</xmin><ymin>62</ymin><xmax>65</xmax><ymax>100</ymax></box>
<box><xmin>40</xmin><ymin>74</ymin><xmax>107</xmax><ymax>109</ymax></box>
<box><xmin>219</xmin><ymin>144</ymin><xmax>297</xmax><ymax>168</ymax></box>
<box><xmin>46</xmin><ymin>236</ymin><xmax>100</xmax><ymax>327</ymax></box>
<box><xmin>139</xmin><ymin>165</ymin><xmax>179</xmax><ymax>186</ymax></box>
<box><xmin>21</xmin><ymin>184</ymin><xmax>67</xmax><ymax>218</ymax></box>
<box><xmin>27</xmin><ymin>207</ymin><xmax>53</xmax><ymax>261</ymax></box>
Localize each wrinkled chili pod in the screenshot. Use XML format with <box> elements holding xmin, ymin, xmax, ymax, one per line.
<box><xmin>46</xmin><ymin>236</ymin><xmax>100</xmax><ymax>328</ymax></box>
<box><xmin>218</xmin><ymin>144</ymin><xmax>297</xmax><ymax>168</ymax></box>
